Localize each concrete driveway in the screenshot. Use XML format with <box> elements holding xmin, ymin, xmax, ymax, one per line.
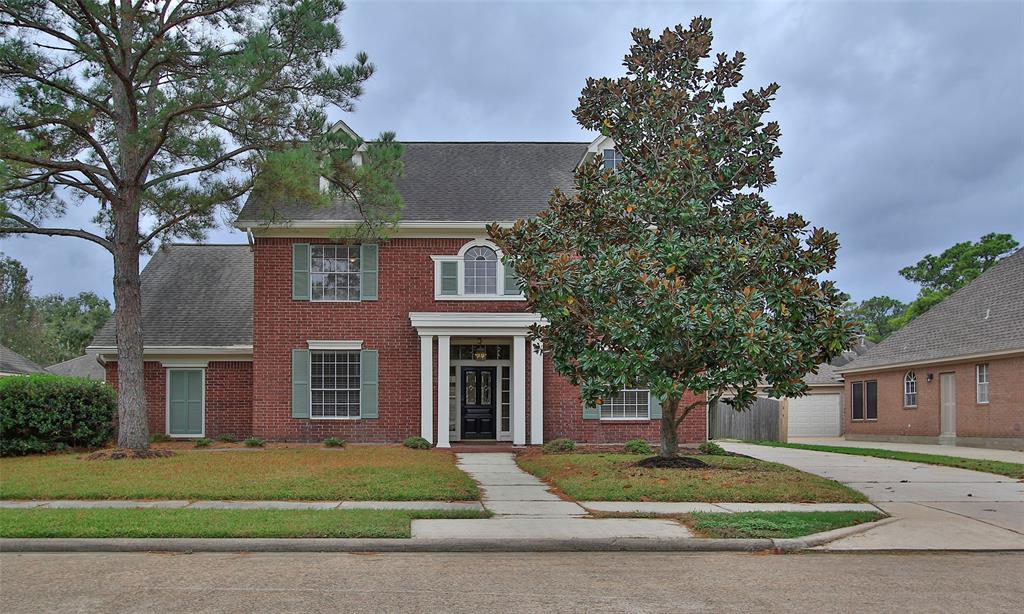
<box><xmin>789</xmin><ymin>437</ymin><xmax>1024</xmax><ymax>463</ymax></box>
<box><xmin>722</xmin><ymin>442</ymin><xmax>1024</xmax><ymax>550</ymax></box>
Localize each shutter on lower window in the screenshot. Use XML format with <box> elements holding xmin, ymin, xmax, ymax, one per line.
<box><xmin>360</xmin><ymin>349</ymin><xmax>379</xmax><ymax>419</ymax></box>
<box><xmin>503</xmin><ymin>262</ymin><xmax>520</xmax><ymax>295</ymax></box>
<box><xmin>291</xmin><ymin>349</ymin><xmax>310</xmax><ymax>418</ymax></box>
<box><xmin>440</xmin><ymin>261</ymin><xmax>458</xmax><ymax>295</ymax></box>
<box><xmin>583</xmin><ymin>402</ymin><xmax>600</xmax><ymax>420</ymax></box>
<box><xmin>360</xmin><ymin>243</ymin><xmax>378</xmax><ymax>301</ymax></box>
<box><xmin>292</xmin><ymin>244</ymin><xmax>310</xmax><ymax>300</ymax></box>
<box><xmin>648</xmin><ymin>393</ymin><xmax>662</xmax><ymax>419</ymax></box>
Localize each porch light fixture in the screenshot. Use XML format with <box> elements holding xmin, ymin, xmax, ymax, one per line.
<box><xmin>473</xmin><ymin>345</ymin><xmax>488</xmax><ymax>361</ymax></box>
<box><xmin>927</xmin><ymin>373</ymin><xmax>934</xmax><ymax>383</ymax></box>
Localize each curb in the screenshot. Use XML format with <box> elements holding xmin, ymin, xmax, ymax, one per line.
<box><xmin>769</xmin><ymin>515</ymin><xmax>900</xmax><ymax>551</ymax></box>
<box><xmin>1</xmin><ymin>537</ymin><xmax>775</xmax><ymax>553</ymax></box>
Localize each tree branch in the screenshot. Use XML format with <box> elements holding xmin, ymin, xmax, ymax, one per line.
<box><xmin>0</xmin><ymin>212</ymin><xmax>112</xmax><ymax>251</ymax></box>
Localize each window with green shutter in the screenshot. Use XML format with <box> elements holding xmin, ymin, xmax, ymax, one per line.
<box><xmin>360</xmin><ymin>349</ymin><xmax>379</xmax><ymax>419</ymax></box>
<box><xmin>360</xmin><ymin>243</ymin><xmax>378</xmax><ymax>300</ymax></box>
<box><xmin>291</xmin><ymin>349</ymin><xmax>310</xmax><ymax>418</ymax></box>
<box><xmin>292</xmin><ymin>244</ymin><xmax>310</xmax><ymax>300</ymax></box>
<box><xmin>503</xmin><ymin>261</ymin><xmax>520</xmax><ymax>295</ymax></box>
<box><xmin>440</xmin><ymin>260</ymin><xmax>458</xmax><ymax>295</ymax></box>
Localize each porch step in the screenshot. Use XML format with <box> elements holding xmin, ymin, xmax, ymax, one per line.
<box><xmin>412</xmin><ymin>518</ymin><xmax>692</xmax><ymax>540</ymax></box>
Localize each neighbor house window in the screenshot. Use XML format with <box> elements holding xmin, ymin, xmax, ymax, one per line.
<box><xmin>311</xmin><ymin>350</ymin><xmax>360</xmax><ymax>418</ymax></box>
<box><xmin>976</xmin><ymin>364</ymin><xmax>989</xmax><ymax>404</ymax></box>
<box><xmin>602</xmin><ymin>148</ymin><xmax>624</xmax><ymax>171</ymax></box>
<box><xmin>311</xmin><ymin>245</ymin><xmax>360</xmax><ymax>301</ymax></box>
<box><xmin>464</xmin><ymin>246</ymin><xmax>498</xmax><ymax>294</ymax></box>
<box><xmin>600</xmin><ymin>388</ymin><xmax>650</xmax><ymax>420</ymax></box>
<box><xmin>851</xmin><ymin>380</ymin><xmax>877</xmax><ymax>421</ymax></box>
<box><xmin>904</xmin><ymin>371</ymin><xmax>917</xmax><ymax>407</ymax></box>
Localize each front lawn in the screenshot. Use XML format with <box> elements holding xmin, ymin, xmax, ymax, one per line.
<box><xmin>749</xmin><ymin>441</ymin><xmax>1024</xmax><ymax>479</ymax></box>
<box><xmin>0</xmin><ymin>447</ymin><xmax>479</xmax><ymax>501</ymax></box>
<box><xmin>687</xmin><ymin>511</ymin><xmax>883</xmax><ymax>539</ymax></box>
<box><xmin>516</xmin><ymin>452</ymin><xmax>866</xmax><ymax>503</ymax></box>
<box><xmin>0</xmin><ymin>508</ymin><xmax>490</xmax><ymax>539</ymax></box>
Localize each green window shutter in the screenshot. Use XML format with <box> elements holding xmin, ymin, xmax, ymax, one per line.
<box><xmin>291</xmin><ymin>349</ymin><xmax>310</xmax><ymax>418</ymax></box>
<box><xmin>360</xmin><ymin>243</ymin><xmax>379</xmax><ymax>301</ymax></box>
<box><xmin>360</xmin><ymin>349</ymin><xmax>379</xmax><ymax>419</ymax></box>
<box><xmin>649</xmin><ymin>392</ymin><xmax>662</xmax><ymax>420</ymax></box>
<box><xmin>292</xmin><ymin>243</ymin><xmax>310</xmax><ymax>300</ymax></box>
<box><xmin>440</xmin><ymin>261</ymin><xmax>458</xmax><ymax>295</ymax></box>
<box><xmin>503</xmin><ymin>261</ymin><xmax>520</xmax><ymax>295</ymax></box>
<box><xmin>583</xmin><ymin>402</ymin><xmax>600</xmax><ymax>420</ymax></box>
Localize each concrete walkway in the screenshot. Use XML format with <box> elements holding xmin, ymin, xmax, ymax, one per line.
<box><xmin>0</xmin><ymin>500</ymin><xmax>484</xmax><ymax>511</ymax></box>
<box><xmin>722</xmin><ymin>442</ymin><xmax>1024</xmax><ymax>550</ymax></box>
<box><xmin>790</xmin><ymin>437</ymin><xmax>1024</xmax><ymax>462</ymax></box>
<box><xmin>412</xmin><ymin>453</ymin><xmax>693</xmax><ymax>539</ymax></box>
<box><xmin>581</xmin><ymin>502</ymin><xmax>881</xmax><ymax>514</ymax></box>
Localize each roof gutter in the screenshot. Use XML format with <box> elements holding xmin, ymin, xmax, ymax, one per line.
<box><xmin>836</xmin><ymin>348</ymin><xmax>1024</xmax><ymax>375</ymax></box>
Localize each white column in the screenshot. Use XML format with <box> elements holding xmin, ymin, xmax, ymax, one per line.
<box><xmin>513</xmin><ymin>335</ymin><xmax>527</xmax><ymax>446</ymax></box>
<box><xmin>530</xmin><ymin>343</ymin><xmax>544</xmax><ymax>445</ymax></box>
<box><xmin>436</xmin><ymin>335</ymin><xmax>451</xmax><ymax>448</ymax></box>
<box><xmin>419</xmin><ymin>335</ymin><xmax>433</xmax><ymax>443</ymax></box>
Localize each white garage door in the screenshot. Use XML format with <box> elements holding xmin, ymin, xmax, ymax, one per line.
<box><xmin>787</xmin><ymin>394</ymin><xmax>842</xmax><ymax>437</ymax></box>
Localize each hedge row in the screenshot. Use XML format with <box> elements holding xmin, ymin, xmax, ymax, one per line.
<box><xmin>0</xmin><ymin>374</ymin><xmax>116</xmax><ymax>456</ymax></box>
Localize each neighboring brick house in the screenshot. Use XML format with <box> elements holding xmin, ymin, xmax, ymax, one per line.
<box><xmin>90</xmin><ymin>131</ymin><xmax>706</xmax><ymax>446</ymax></box>
<box><xmin>836</xmin><ymin>249</ymin><xmax>1024</xmax><ymax>450</ymax></box>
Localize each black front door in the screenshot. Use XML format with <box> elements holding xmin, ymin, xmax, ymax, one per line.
<box><xmin>461</xmin><ymin>367</ymin><xmax>497</xmax><ymax>439</ymax></box>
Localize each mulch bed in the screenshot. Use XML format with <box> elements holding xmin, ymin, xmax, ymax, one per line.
<box><xmin>633</xmin><ymin>456</ymin><xmax>710</xmax><ymax>469</ymax></box>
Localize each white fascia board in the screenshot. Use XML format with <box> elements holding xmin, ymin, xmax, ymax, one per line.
<box><xmin>307</xmin><ymin>340</ymin><xmax>363</xmax><ymax>351</ymax></box>
<box><xmin>836</xmin><ymin>348</ymin><xmax>1024</xmax><ymax>375</ymax></box>
<box><xmin>237</xmin><ymin>221</ymin><xmax>516</xmax><ymax>237</ymax></box>
<box><xmin>409</xmin><ymin>312</ymin><xmax>546</xmax><ymax>337</ymax></box>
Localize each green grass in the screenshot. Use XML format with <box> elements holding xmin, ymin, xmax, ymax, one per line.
<box><xmin>0</xmin><ymin>508</ymin><xmax>490</xmax><ymax>539</ymax></box>
<box><xmin>516</xmin><ymin>452</ymin><xmax>866</xmax><ymax>503</ymax></box>
<box><xmin>687</xmin><ymin>511</ymin><xmax>884</xmax><ymax>539</ymax></box>
<box><xmin>748</xmin><ymin>441</ymin><xmax>1024</xmax><ymax>479</ymax></box>
<box><xmin>0</xmin><ymin>447</ymin><xmax>479</xmax><ymax>501</ymax></box>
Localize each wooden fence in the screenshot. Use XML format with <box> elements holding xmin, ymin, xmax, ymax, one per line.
<box><xmin>708</xmin><ymin>397</ymin><xmax>785</xmax><ymax>442</ymax></box>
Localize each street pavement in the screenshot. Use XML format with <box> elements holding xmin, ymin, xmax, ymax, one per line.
<box><xmin>722</xmin><ymin>442</ymin><xmax>1024</xmax><ymax>550</ymax></box>
<box><xmin>1</xmin><ymin>551</ymin><xmax>1020</xmax><ymax>613</ymax></box>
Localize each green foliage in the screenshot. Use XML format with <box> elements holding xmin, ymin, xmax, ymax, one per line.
<box><xmin>194</xmin><ymin>438</ymin><xmax>213</xmax><ymax>448</ymax></box>
<box><xmin>322</xmin><ymin>437</ymin><xmax>346</xmax><ymax>448</ymax></box>
<box><xmin>216</xmin><ymin>434</ymin><xmax>239</xmax><ymax>443</ymax></box>
<box><xmin>149</xmin><ymin>433</ymin><xmax>172</xmax><ymax>444</ymax></box>
<box><xmin>243</xmin><ymin>437</ymin><xmax>266</xmax><ymax>448</ymax></box>
<box><xmin>0</xmin><ymin>374</ymin><xmax>115</xmax><ymax>456</ymax></box>
<box><xmin>490</xmin><ymin>19</ymin><xmax>857</xmax><ymax>442</ymax></box>
<box><xmin>843</xmin><ymin>296</ymin><xmax>905</xmax><ymax>343</ymax></box>
<box><xmin>698</xmin><ymin>441</ymin><xmax>727</xmax><ymax>456</ymax></box>
<box><xmin>690</xmin><ymin>511</ymin><xmax>883</xmax><ymax>539</ymax></box>
<box><xmin>542</xmin><ymin>438</ymin><xmax>577</xmax><ymax>454</ymax></box>
<box><xmin>623</xmin><ymin>439</ymin><xmax>652</xmax><ymax>455</ymax></box>
<box><xmin>402</xmin><ymin>436</ymin><xmax>431</xmax><ymax>450</ymax></box>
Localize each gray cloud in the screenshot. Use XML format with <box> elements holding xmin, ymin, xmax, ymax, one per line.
<box><xmin>3</xmin><ymin>0</ymin><xmax>1022</xmax><ymax>305</ymax></box>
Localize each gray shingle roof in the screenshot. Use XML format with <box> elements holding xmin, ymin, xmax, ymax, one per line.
<box><xmin>236</xmin><ymin>142</ymin><xmax>588</xmax><ymax>224</ymax></box>
<box><xmin>47</xmin><ymin>354</ymin><xmax>106</xmax><ymax>380</ymax></box>
<box><xmin>0</xmin><ymin>344</ymin><xmax>46</xmax><ymax>375</ymax></box>
<box><xmin>91</xmin><ymin>244</ymin><xmax>253</xmax><ymax>348</ymax></box>
<box><xmin>840</xmin><ymin>248</ymin><xmax>1024</xmax><ymax>371</ymax></box>
<box><xmin>803</xmin><ymin>362</ymin><xmax>844</xmax><ymax>386</ymax></box>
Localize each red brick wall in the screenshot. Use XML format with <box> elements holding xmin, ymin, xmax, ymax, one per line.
<box><xmin>844</xmin><ymin>355</ymin><xmax>1024</xmax><ymax>439</ymax></box>
<box><xmin>105</xmin><ymin>361</ymin><xmax>253</xmax><ymax>439</ymax></box>
<box><xmin>251</xmin><ymin>236</ymin><xmax>707</xmax><ymax>444</ymax></box>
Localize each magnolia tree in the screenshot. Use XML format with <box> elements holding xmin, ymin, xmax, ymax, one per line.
<box><xmin>490</xmin><ymin>18</ymin><xmax>858</xmax><ymax>459</ymax></box>
<box><xmin>0</xmin><ymin>0</ymin><xmax>402</xmax><ymax>451</ymax></box>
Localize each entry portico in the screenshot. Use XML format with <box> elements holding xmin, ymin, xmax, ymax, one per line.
<box><xmin>410</xmin><ymin>312</ymin><xmax>545</xmax><ymax>448</ymax></box>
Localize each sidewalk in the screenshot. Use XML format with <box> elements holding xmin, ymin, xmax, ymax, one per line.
<box><xmin>789</xmin><ymin>437</ymin><xmax>1024</xmax><ymax>463</ymax></box>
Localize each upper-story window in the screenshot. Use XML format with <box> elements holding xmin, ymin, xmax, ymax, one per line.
<box><xmin>602</xmin><ymin>148</ymin><xmax>624</xmax><ymax>171</ymax></box>
<box><xmin>432</xmin><ymin>240</ymin><xmax>524</xmax><ymax>301</ymax></box>
<box><xmin>311</xmin><ymin>245</ymin><xmax>360</xmax><ymax>301</ymax></box>
<box><xmin>904</xmin><ymin>371</ymin><xmax>917</xmax><ymax>407</ymax></box>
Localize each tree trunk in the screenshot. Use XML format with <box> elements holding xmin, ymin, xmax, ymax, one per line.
<box><xmin>112</xmin><ymin>203</ymin><xmax>148</xmax><ymax>450</ymax></box>
<box><xmin>659</xmin><ymin>398</ymin><xmax>680</xmax><ymax>458</ymax></box>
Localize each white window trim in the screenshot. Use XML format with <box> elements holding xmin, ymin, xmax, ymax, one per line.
<box><xmin>976</xmin><ymin>364</ymin><xmax>990</xmax><ymax>405</ymax></box>
<box><xmin>309</xmin><ymin>244</ymin><xmax>361</xmax><ymax>303</ymax></box>
<box><xmin>599</xmin><ymin>388</ymin><xmax>651</xmax><ymax>421</ymax></box>
<box><xmin>165</xmin><ymin>367</ymin><xmax>205</xmax><ymax>438</ymax></box>
<box><xmin>307</xmin><ymin>340</ymin><xmax>363</xmax><ymax>351</ymax></box>
<box><xmin>309</xmin><ymin>349</ymin><xmax>362</xmax><ymax>420</ymax></box>
<box><xmin>431</xmin><ymin>240</ymin><xmax>526</xmax><ymax>301</ymax></box>
<box><xmin>904</xmin><ymin>371</ymin><xmax>917</xmax><ymax>408</ymax></box>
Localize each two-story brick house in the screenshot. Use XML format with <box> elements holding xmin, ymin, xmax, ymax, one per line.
<box><xmin>90</xmin><ymin>133</ymin><xmax>707</xmax><ymax>447</ymax></box>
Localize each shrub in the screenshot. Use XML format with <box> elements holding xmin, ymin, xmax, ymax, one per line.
<box><xmin>0</xmin><ymin>374</ymin><xmax>116</xmax><ymax>456</ymax></box>
<box><xmin>322</xmin><ymin>437</ymin><xmax>345</xmax><ymax>448</ymax></box>
<box><xmin>699</xmin><ymin>441</ymin><xmax>727</xmax><ymax>456</ymax></box>
<box><xmin>194</xmin><ymin>438</ymin><xmax>213</xmax><ymax>448</ymax></box>
<box><xmin>623</xmin><ymin>439</ymin><xmax>652</xmax><ymax>455</ymax></box>
<box><xmin>216</xmin><ymin>433</ymin><xmax>238</xmax><ymax>443</ymax></box>
<box><xmin>243</xmin><ymin>437</ymin><xmax>265</xmax><ymax>448</ymax></box>
<box><xmin>149</xmin><ymin>432</ymin><xmax>172</xmax><ymax>443</ymax></box>
<box><xmin>403</xmin><ymin>436</ymin><xmax>431</xmax><ymax>449</ymax></box>
<box><xmin>542</xmin><ymin>438</ymin><xmax>576</xmax><ymax>454</ymax></box>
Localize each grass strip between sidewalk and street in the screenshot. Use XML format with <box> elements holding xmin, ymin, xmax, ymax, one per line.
<box><xmin>747</xmin><ymin>441</ymin><xmax>1024</xmax><ymax>479</ymax></box>
<box><xmin>685</xmin><ymin>511</ymin><xmax>884</xmax><ymax>539</ymax></box>
<box><xmin>516</xmin><ymin>452</ymin><xmax>867</xmax><ymax>503</ymax></box>
<box><xmin>0</xmin><ymin>508</ymin><xmax>491</xmax><ymax>539</ymax></box>
<box><xmin>0</xmin><ymin>447</ymin><xmax>480</xmax><ymax>501</ymax></box>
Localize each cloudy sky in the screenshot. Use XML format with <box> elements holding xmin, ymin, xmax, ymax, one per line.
<box><xmin>3</xmin><ymin>0</ymin><xmax>1022</xmax><ymax>305</ymax></box>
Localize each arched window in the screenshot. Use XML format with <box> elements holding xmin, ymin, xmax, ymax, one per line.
<box><xmin>904</xmin><ymin>371</ymin><xmax>917</xmax><ymax>407</ymax></box>
<box><xmin>464</xmin><ymin>245</ymin><xmax>497</xmax><ymax>294</ymax></box>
